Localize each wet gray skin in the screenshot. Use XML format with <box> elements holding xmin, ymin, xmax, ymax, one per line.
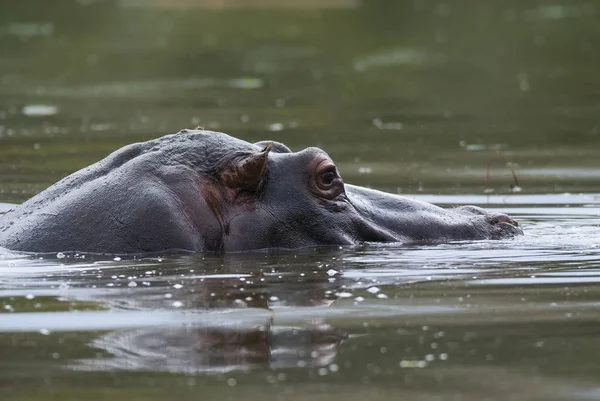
<box><xmin>0</xmin><ymin>130</ymin><xmax>522</xmax><ymax>254</ymax></box>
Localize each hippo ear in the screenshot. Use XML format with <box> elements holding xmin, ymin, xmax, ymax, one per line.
<box><xmin>222</xmin><ymin>143</ymin><xmax>272</xmax><ymax>194</ymax></box>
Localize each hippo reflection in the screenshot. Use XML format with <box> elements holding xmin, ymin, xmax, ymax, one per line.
<box><xmin>0</xmin><ymin>129</ymin><xmax>522</xmax><ymax>253</ymax></box>
<box><xmin>76</xmin><ymin>324</ymin><xmax>345</xmax><ymax>374</ymax></box>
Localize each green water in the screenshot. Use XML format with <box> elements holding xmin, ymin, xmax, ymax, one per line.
<box><xmin>1</xmin><ymin>1</ymin><xmax>600</xmax><ymax>400</ymax></box>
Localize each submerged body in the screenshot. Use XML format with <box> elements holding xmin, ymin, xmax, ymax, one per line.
<box><xmin>0</xmin><ymin>130</ymin><xmax>522</xmax><ymax>253</ymax></box>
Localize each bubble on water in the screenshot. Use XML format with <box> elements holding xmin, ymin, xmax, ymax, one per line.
<box><xmin>376</xmin><ymin>293</ymin><xmax>388</xmax><ymax>299</ymax></box>
<box><xmin>367</xmin><ymin>286</ymin><xmax>380</xmax><ymax>294</ymax></box>
<box><xmin>439</xmin><ymin>353</ymin><xmax>449</xmax><ymax>360</ymax></box>
<box><xmin>326</xmin><ymin>269</ymin><xmax>338</xmax><ymax>276</ymax></box>
<box><xmin>425</xmin><ymin>354</ymin><xmax>435</xmax><ymax>361</ymax></box>
<box><xmin>25</xmin><ymin>294</ymin><xmax>35</xmax><ymax>300</ymax></box>
<box><xmin>336</xmin><ymin>292</ymin><xmax>353</xmax><ymax>298</ymax></box>
<box><xmin>113</xmin><ymin>257</ymin><xmax>121</xmax><ymax>262</ymax></box>
<box><xmin>164</xmin><ymin>293</ymin><xmax>173</xmax><ymax>299</ymax></box>
<box><xmin>269</xmin><ymin>296</ymin><xmax>279</xmax><ymax>302</ymax></box>
<box><xmin>56</xmin><ymin>252</ymin><xmax>66</xmax><ymax>259</ymax></box>
<box><xmin>128</xmin><ymin>281</ymin><xmax>137</xmax><ymax>287</ymax></box>
<box><xmin>39</xmin><ymin>328</ymin><xmax>51</xmax><ymax>335</ymax></box>
<box><xmin>355</xmin><ymin>296</ymin><xmax>365</xmax><ymax>302</ymax></box>
<box><xmin>173</xmin><ymin>284</ymin><xmax>183</xmax><ymax>289</ymax></box>
<box><xmin>399</xmin><ymin>360</ymin><xmax>427</xmax><ymax>368</ymax></box>
<box><xmin>329</xmin><ymin>364</ymin><xmax>339</xmax><ymax>372</ymax></box>
<box><xmin>268</xmin><ymin>123</ymin><xmax>284</xmax><ymax>132</ymax></box>
<box><xmin>172</xmin><ymin>301</ymin><xmax>183</xmax><ymax>308</ymax></box>
<box><xmin>227</xmin><ymin>378</ymin><xmax>237</xmax><ymax>387</ymax></box>
<box><xmin>317</xmin><ymin>368</ymin><xmax>328</xmax><ymax>376</ymax></box>
<box><xmin>23</xmin><ymin>104</ymin><xmax>58</xmax><ymax>117</ymax></box>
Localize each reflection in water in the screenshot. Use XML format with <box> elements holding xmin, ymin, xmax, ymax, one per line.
<box><xmin>68</xmin><ymin>256</ymin><xmax>347</xmax><ymax>374</ymax></box>
<box><xmin>78</xmin><ymin>323</ymin><xmax>345</xmax><ymax>374</ymax></box>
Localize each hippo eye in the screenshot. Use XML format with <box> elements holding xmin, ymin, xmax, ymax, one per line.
<box><xmin>320</xmin><ymin>170</ymin><xmax>336</xmax><ymax>185</ymax></box>
<box><xmin>315</xmin><ymin>165</ymin><xmax>342</xmax><ymax>193</ymax></box>
<box><xmin>312</xmin><ymin>160</ymin><xmax>344</xmax><ymax>200</ymax></box>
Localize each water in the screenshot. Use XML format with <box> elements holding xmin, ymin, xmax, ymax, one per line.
<box><xmin>1</xmin><ymin>1</ymin><xmax>600</xmax><ymax>400</ymax></box>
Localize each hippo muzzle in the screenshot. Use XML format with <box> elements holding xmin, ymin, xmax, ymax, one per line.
<box><xmin>344</xmin><ymin>184</ymin><xmax>522</xmax><ymax>243</ymax></box>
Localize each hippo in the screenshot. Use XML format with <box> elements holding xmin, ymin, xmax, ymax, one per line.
<box><xmin>0</xmin><ymin>129</ymin><xmax>522</xmax><ymax>254</ymax></box>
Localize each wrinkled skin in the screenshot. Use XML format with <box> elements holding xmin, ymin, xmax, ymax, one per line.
<box><xmin>0</xmin><ymin>130</ymin><xmax>522</xmax><ymax>254</ymax></box>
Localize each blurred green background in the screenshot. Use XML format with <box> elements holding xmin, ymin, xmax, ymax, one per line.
<box><xmin>0</xmin><ymin>0</ymin><xmax>599</xmax><ymax>200</ymax></box>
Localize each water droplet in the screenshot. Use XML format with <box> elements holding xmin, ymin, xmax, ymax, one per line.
<box><xmin>23</xmin><ymin>104</ymin><xmax>58</xmax><ymax>117</ymax></box>
<box><xmin>268</xmin><ymin>122</ymin><xmax>284</xmax><ymax>132</ymax></box>
<box><xmin>367</xmin><ymin>287</ymin><xmax>380</xmax><ymax>294</ymax></box>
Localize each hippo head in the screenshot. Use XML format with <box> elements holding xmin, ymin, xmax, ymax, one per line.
<box><xmin>209</xmin><ymin>135</ymin><xmax>522</xmax><ymax>252</ymax></box>
<box><xmin>0</xmin><ymin>130</ymin><xmax>522</xmax><ymax>254</ymax></box>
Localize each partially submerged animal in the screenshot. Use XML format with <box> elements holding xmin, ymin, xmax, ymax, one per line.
<box><xmin>0</xmin><ymin>130</ymin><xmax>522</xmax><ymax>253</ymax></box>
